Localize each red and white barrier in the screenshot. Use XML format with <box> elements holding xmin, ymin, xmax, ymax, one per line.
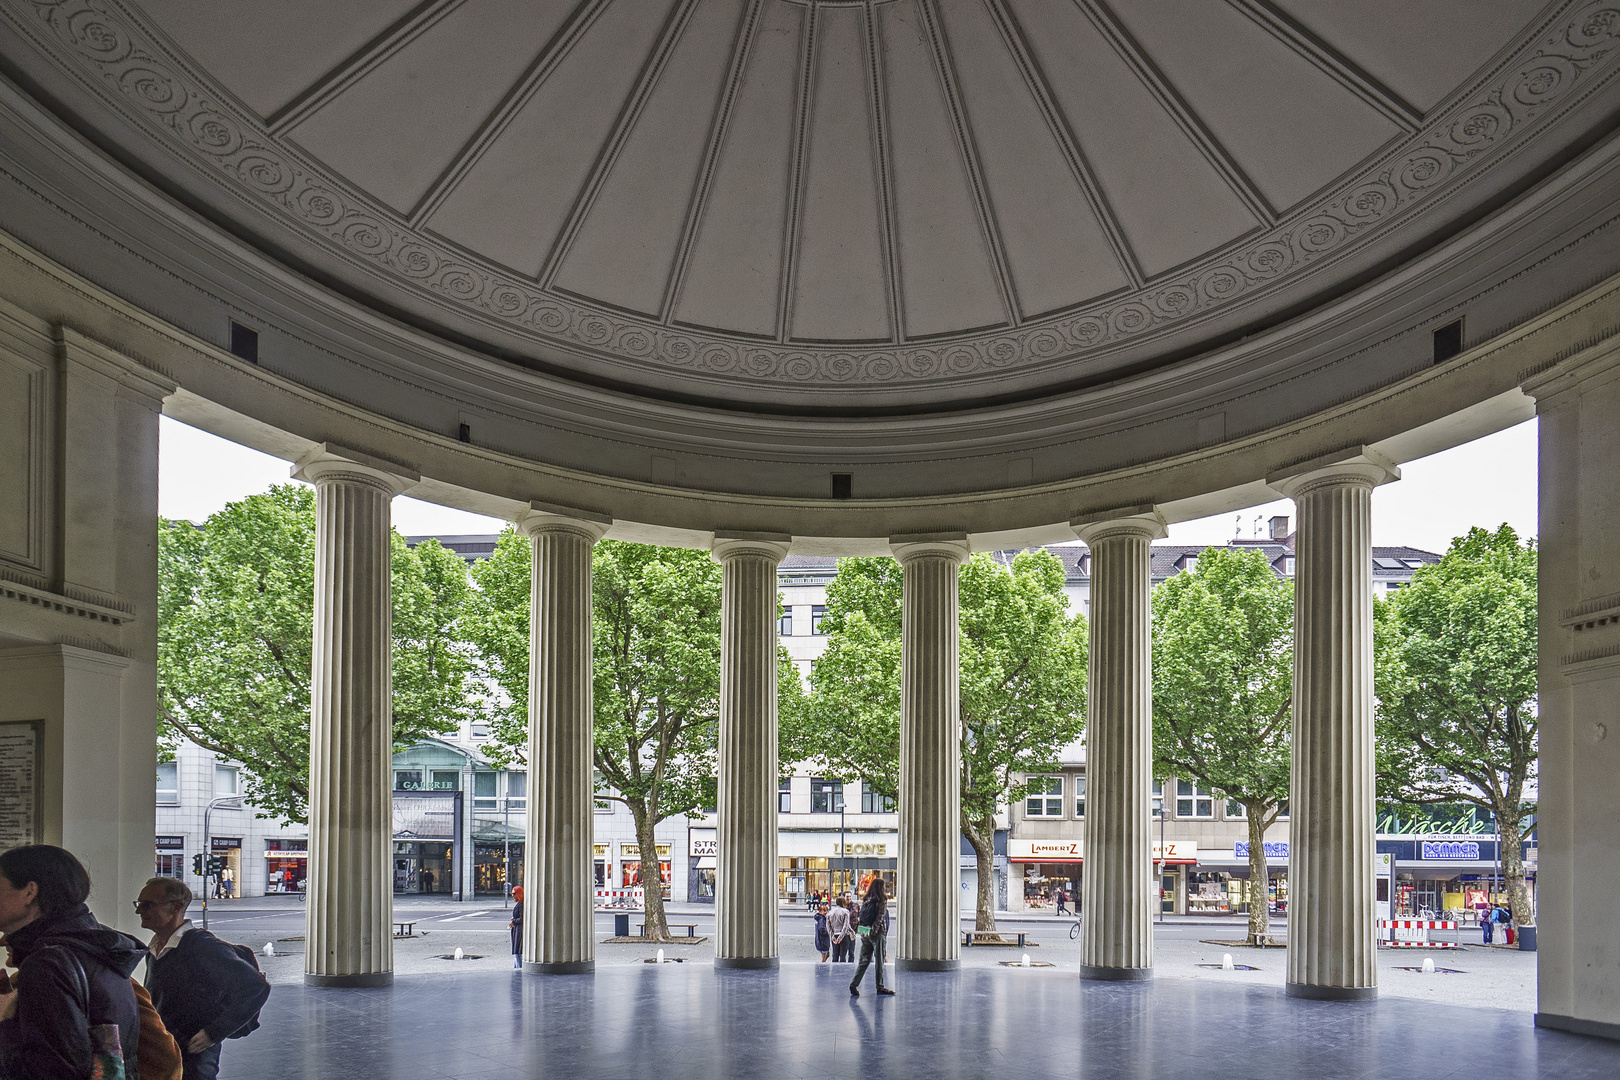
<box><xmin>1378</xmin><ymin>919</ymin><xmax>1460</xmax><ymax>948</ymax></box>
<box><xmin>594</xmin><ymin>887</ymin><xmax>645</xmax><ymax>911</ymax></box>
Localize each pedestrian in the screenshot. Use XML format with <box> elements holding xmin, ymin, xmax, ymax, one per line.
<box><xmin>849</xmin><ymin>879</ymin><xmax>894</xmax><ymax>998</ymax></box>
<box><xmin>1494</xmin><ymin>903</ymin><xmax>1512</xmax><ymax>945</ymax></box>
<box><xmin>827</xmin><ymin>896</ymin><xmax>854</xmax><ymax>962</ymax></box>
<box><xmin>0</xmin><ymin>844</ymin><xmax>145</xmax><ymax>1080</ymax></box>
<box><xmin>140</xmin><ymin>876</ymin><xmax>271</xmax><ymax>1080</ymax></box>
<box><xmin>1056</xmin><ymin>886</ymin><xmax>1069</xmax><ymax>916</ymax></box>
<box><xmin>1481</xmin><ymin>904</ymin><xmax>1494</xmax><ymax>944</ymax></box>
<box><xmin>510</xmin><ymin>885</ymin><xmax>524</xmax><ymax>969</ymax></box>
<box><xmin>814</xmin><ymin>904</ymin><xmax>831</xmax><ymax>962</ymax></box>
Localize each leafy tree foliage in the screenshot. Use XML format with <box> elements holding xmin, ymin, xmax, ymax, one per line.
<box><xmin>1375</xmin><ymin>526</ymin><xmax>1538</xmax><ymax>924</ymax></box>
<box><xmin>798</xmin><ymin>551</ymin><xmax>1086</xmax><ymax>932</ymax></box>
<box><xmin>1151</xmin><ymin>547</ymin><xmax>1292</xmax><ymax>943</ymax></box>
<box><xmin>157</xmin><ymin>485</ymin><xmax>477</xmax><ymax>824</ymax></box>
<box><xmin>468</xmin><ymin>532</ymin><xmax>802</xmax><ymax>940</ymax></box>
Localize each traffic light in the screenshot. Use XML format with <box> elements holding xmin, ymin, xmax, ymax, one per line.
<box><xmin>207</xmin><ymin>856</ymin><xmax>227</xmax><ymax>874</ymax></box>
<box><xmin>193</xmin><ymin>854</ymin><xmax>204</xmax><ymax>876</ymax></box>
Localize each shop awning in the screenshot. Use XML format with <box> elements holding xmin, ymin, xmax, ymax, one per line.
<box><xmin>695</xmin><ymin>857</ymin><xmax>716</xmax><ymax>869</ymax></box>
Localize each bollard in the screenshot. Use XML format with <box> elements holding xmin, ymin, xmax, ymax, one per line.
<box><xmin>1222</xmin><ymin>954</ymin><xmax>1234</xmax><ymax>970</ymax></box>
<box><xmin>1021</xmin><ymin>953</ymin><xmax>1031</xmax><ymax>967</ymax></box>
<box><xmin>1422</xmin><ymin>957</ymin><xmax>1435</xmax><ymax>973</ymax></box>
<box><xmin>657</xmin><ymin>948</ymin><xmax>665</xmax><ymax>964</ymax></box>
<box><xmin>263</xmin><ymin>942</ymin><xmax>275</xmax><ymax>958</ymax></box>
<box><xmin>454</xmin><ymin>947</ymin><xmax>464</xmax><ymax>961</ymax></box>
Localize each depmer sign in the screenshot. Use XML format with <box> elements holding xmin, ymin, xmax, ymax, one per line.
<box><xmin>1421</xmin><ymin>840</ymin><xmax>1481</xmax><ymax>860</ymax></box>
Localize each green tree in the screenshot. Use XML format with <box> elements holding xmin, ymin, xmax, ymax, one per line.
<box><xmin>1151</xmin><ymin>547</ymin><xmax>1292</xmax><ymax>944</ymax></box>
<box><xmin>157</xmin><ymin>485</ymin><xmax>478</xmax><ymax>824</ymax></box>
<box><xmin>1375</xmin><ymin>526</ymin><xmax>1538</xmax><ymax>925</ymax></box>
<box><xmin>799</xmin><ymin>551</ymin><xmax>1087</xmax><ymax>933</ymax></box>
<box><xmin>468</xmin><ymin>532</ymin><xmax>802</xmax><ymax>941</ymax></box>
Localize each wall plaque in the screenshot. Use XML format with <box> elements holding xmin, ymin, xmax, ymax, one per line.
<box><xmin>0</xmin><ymin>721</ymin><xmax>43</xmax><ymax>849</ymax></box>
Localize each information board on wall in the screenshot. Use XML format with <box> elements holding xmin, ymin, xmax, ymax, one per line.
<box><xmin>0</xmin><ymin>721</ymin><xmax>43</xmax><ymax>849</ymax></box>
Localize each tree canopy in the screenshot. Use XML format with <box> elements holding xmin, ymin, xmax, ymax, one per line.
<box><xmin>157</xmin><ymin>485</ymin><xmax>478</xmax><ymax>823</ymax></box>
<box><xmin>1375</xmin><ymin>525</ymin><xmax>1538</xmax><ymax>922</ymax></box>
<box><xmin>1151</xmin><ymin>546</ymin><xmax>1292</xmax><ymax>942</ymax></box>
<box><xmin>798</xmin><ymin>550</ymin><xmax>1086</xmax><ymax>931</ymax></box>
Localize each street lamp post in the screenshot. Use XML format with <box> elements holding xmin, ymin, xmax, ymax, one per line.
<box><xmin>839</xmin><ymin>788</ymin><xmax>847</xmax><ymax>900</ymax></box>
<box><xmin>200</xmin><ymin>795</ymin><xmax>242</xmax><ymax>931</ymax></box>
<box><xmin>502</xmin><ymin>790</ymin><xmax>511</xmax><ymax>910</ymax></box>
<box><xmin>1152</xmin><ymin>786</ymin><xmax>1165</xmax><ymax>925</ymax></box>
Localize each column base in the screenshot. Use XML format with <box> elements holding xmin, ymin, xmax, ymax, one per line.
<box><xmin>1535</xmin><ymin>1013</ymin><xmax>1620</xmax><ymax>1042</ymax></box>
<box><xmin>304</xmin><ymin>971</ymin><xmax>393</xmax><ymax>988</ymax></box>
<box><xmin>713</xmin><ymin>956</ymin><xmax>779</xmax><ymax>970</ymax></box>
<box><xmin>524</xmin><ymin>960</ymin><xmax>595</xmax><ymax>975</ymax></box>
<box><xmin>1285</xmin><ymin>981</ymin><xmax>1377</xmax><ymax>1001</ymax></box>
<box><xmin>896</xmin><ymin>958</ymin><xmax>959</xmax><ymax>972</ymax></box>
<box><xmin>1079</xmin><ymin>965</ymin><xmax>1153</xmax><ymax>982</ymax></box>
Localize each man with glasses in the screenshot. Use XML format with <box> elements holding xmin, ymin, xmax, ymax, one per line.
<box><xmin>135</xmin><ymin>878</ymin><xmax>270</xmax><ymax>1080</ymax></box>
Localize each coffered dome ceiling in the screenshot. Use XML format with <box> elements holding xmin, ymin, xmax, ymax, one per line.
<box><xmin>3</xmin><ymin>0</ymin><xmax>1619</xmax><ymax>415</ymax></box>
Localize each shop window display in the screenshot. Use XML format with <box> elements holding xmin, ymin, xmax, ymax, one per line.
<box><xmin>264</xmin><ymin>839</ymin><xmax>307</xmax><ymax>894</ymax></box>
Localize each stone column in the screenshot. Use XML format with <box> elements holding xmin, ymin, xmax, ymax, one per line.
<box><xmin>713</xmin><ymin>538</ymin><xmax>790</xmax><ymax>969</ymax></box>
<box><xmin>1072</xmin><ymin>509</ymin><xmax>1164</xmax><ymax>981</ymax></box>
<box><xmin>517</xmin><ymin>508</ymin><xmax>609</xmax><ymax>974</ymax></box>
<box><xmin>891</xmin><ymin>539</ymin><xmax>969</xmax><ymax>971</ymax></box>
<box><xmin>294</xmin><ymin>445</ymin><xmax>417</xmax><ymax>988</ymax></box>
<box><xmin>1270</xmin><ymin>448</ymin><xmax>1397</xmax><ymax>1000</ymax></box>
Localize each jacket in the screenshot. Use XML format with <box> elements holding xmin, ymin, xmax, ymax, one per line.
<box><xmin>826</xmin><ymin>904</ymin><xmax>853</xmax><ymax>941</ymax></box>
<box><xmin>858</xmin><ymin>896</ymin><xmax>889</xmax><ymax>935</ymax></box>
<box><xmin>145</xmin><ymin>926</ymin><xmax>270</xmax><ymax>1045</ymax></box>
<box><xmin>0</xmin><ymin>903</ymin><xmax>145</xmax><ymax>1080</ymax></box>
<box><xmin>132</xmin><ymin>978</ymin><xmax>184</xmax><ymax>1080</ymax></box>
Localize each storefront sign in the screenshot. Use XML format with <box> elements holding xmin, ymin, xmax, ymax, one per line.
<box><xmin>1151</xmin><ymin>841</ymin><xmax>1198</xmax><ymax>863</ymax></box>
<box><xmin>155</xmin><ymin>836</ymin><xmax>185</xmax><ymax>850</ymax></box>
<box><xmin>1009</xmin><ymin>839</ymin><xmax>1081</xmax><ymax>862</ymax></box>
<box><xmin>1421</xmin><ymin>840</ymin><xmax>1481</xmax><ymax>860</ymax></box>
<box><xmin>834</xmin><ymin>841</ymin><xmax>888</xmax><ymax>856</ymax></box>
<box><xmin>0</xmin><ymin>721</ymin><xmax>42</xmax><ymax>849</ymax></box>
<box><xmin>780</xmin><ymin>831</ymin><xmax>898</xmax><ymax>859</ymax></box>
<box><xmin>593</xmin><ymin>844</ymin><xmax>611</xmax><ymax>859</ymax></box>
<box><xmin>689</xmin><ymin>832</ymin><xmax>717</xmax><ymax>857</ymax></box>
<box><xmin>1234</xmin><ymin>841</ymin><xmax>1289</xmax><ymax>858</ymax></box>
<box><xmin>211</xmin><ymin>837</ymin><xmax>241</xmax><ymax>850</ymax></box>
<box><xmin>620</xmin><ymin>843</ymin><xmax>671</xmax><ymax>858</ymax></box>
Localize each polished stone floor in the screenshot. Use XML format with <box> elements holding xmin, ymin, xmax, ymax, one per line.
<box><xmin>218</xmin><ymin>963</ymin><xmax>1620</xmax><ymax>1080</ymax></box>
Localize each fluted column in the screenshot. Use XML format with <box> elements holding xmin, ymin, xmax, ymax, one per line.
<box><xmin>892</xmin><ymin>539</ymin><xmax>969</xmax><ymax>971</ymax></box>
<box><xmin>1073</xmin><ymin>510</ymin><xmax>1164</xmax><ymax>981</ymax></box>
<box><xmin>1271</xmin><ymin>448</ymin><xmax>1398</xmax><ymax>1000</ymax></box>
<box><xmin>517</xmin><ymin>508</ymin><xmax>609</xmax><ymax>975</ymax></box>
<box><xmin>294</xmin><ymin>445</ymin><xmax>416</xmax><ymax>988</ymax></box>
<box><xmin>713</xmin><ymin>538</ymin><xmax>790</xmax><ymax>968</ymax></box>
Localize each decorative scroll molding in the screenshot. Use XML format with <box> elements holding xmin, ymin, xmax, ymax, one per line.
<box><xmin>6</xmin><ymin>0</ymin><xmax>1620</xmax><ymax>388</ymax></box>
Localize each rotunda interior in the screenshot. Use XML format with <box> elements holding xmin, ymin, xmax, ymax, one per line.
<box><xmin>0</xmin><ymin>0</ymin><xmax>1618</xmax><ymax>1057</ymax></box>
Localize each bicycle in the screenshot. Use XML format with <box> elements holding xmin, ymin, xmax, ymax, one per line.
<box><xmin>1069</xmin><ymin>919</ymin><xmax>1081</xmax><ymax>940</ymax></box>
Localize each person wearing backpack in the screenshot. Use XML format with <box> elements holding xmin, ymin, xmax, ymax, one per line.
<box><xmin>0</xmin><ymin>844</ymin><xmax>145</xmax><ymax>1080</ymax></box>
<box><xmin>138</xmin><ymin>876</ymin><xmax>270</xmax><ymax>1080</ymax></box>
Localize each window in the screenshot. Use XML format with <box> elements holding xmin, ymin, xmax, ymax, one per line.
<box><xmin>779</xmin><ymin>778</ymin><xmax>791</xmax><ymax>814</ymax></box>
<box><xmin>1151</xmin><ymin>780</ymin><xmax>1164</xmax><ymax>817</ymax></box>
<box><xmin>1226</xmin><ymin>799</ymin><xmax>1245</xmax><ymax>819</ymax></box>
<box><xmin>507</xmin><ymin>771</ymin><xmax>527</xmax><ymax>809</ymax></box>
<box><xmin>156</xmin><ymin>762</ymin><xmax>178</xmax><ymax>804</ymax></box>
<box><xmin>1182</xmin><ymin>555</ymin><xmax>1198</xmax><ymax>572</ymax></box>
<box><xmin>811</xmin><ymin>605</ymin><xmax>828</xmax><ymax>635</ymax></box>
<box><xmin>861</xmin><ymin>787</ymin><xmax>895</xmax><ymax>813</ymax></box>
<box><xmin>431</xmin><ymin>770</ymin><xmax>460</xmax><ymax>791</ymax></box>
<box><xmin>471</xmin><ymin>722</ymin><xmax>490</xmax><ymax>740</ymax></box>
<box><xmin>394</xmin><ymin>769</ymin><xmax>423</xmax><ymax>791</ymax></box>
<box><xmin>1025</xmin><ymin>776</ymin><xmax>1063</xmax><ymax>817</ymax></box>
<box><xmin>1283</xmin><ymin>558</ymin><xmax>1295</xmax><ymax>577</ymax></box>
<box><xmin>214</xmin><ymin>764</ymin><xmax>239</xmax><ymax>798</ymax></box>
<box><xmin>474</xmin><ymin>772</ymin><xmax>497</xmax><ymax>811</ymax></box>
<box><xmin>810</xmin><ymin>778</ymin><xmax>843</xmax><ymax>813</ymax></box>
<box><xmin>778</xmin><ymin>610</ymin><xmax>793</xmax><ymax>636</ymax></box>
<box><xmin>1177</xmin><ymin>780</ymin><xmax>1214</xmax><ymax>819</ymax></box>
<box><xmin>1074</xmin><ymin>777</ymin><xmax>1086</xmax><ymax>818</ymax></box>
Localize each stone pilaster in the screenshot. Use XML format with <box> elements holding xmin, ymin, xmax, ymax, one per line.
<box><xmin>891</xmin><ymin>539</ymin><xmax>969</xmax><ymax>971</ymax></box>
<box><xmin>712</xmin><ymin>539</ymin><xmax>790</xmax><ymax>969</ymax></box>
<box><xmin>1270</xmin><ymin>448</ymin><xmax>1397</xmax><ymax>1000</ymax></box>
<box><xmin>1072</xmin><ymin>509</ymin><xmax>1164</xmax><ymax>981</ymax></box>
<box><xmin>517</xmin><ymin>508</ymin><xmax>609</xmax><ymax>975</ymax></box>
<box><xmin>294</xmin><ymin>445</ymin><xmax>417</xmax><ymax>988</ymax></box>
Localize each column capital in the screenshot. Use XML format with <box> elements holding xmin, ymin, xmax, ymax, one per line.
<box><xmin>515</xmin><ymin>501</ymin><xmax>611</xmax><ymax>542</ymax></box>
<box><xmin>711</xmin><ymin>536</ymin><xmax>791</xmax><ymax>565</ymax></box>
<box><xmin>291</xmin><ymin>443</ymin><xmax>419</xmax><ymax>496</ymax></box>
<box><xmin>1267</xmin><ymin>447</ymin><xmax>1399</xmax><ymax>500</ymax></box>
<box><xmin>1071</xmin><ymin>506</ymin><xmax>1167</xmax><ymax>547</ymax></box>
<box><xmin>889</xmin><ymin>536</ymin><xmax>970</xmax><ymax>566</ymax></box>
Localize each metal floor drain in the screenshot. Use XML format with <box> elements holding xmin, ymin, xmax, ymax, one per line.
<box><xmin>1197</xmin><ymin>963</ymin><xmax>1260</xmax><ymax>971</ymax></box>
<box><xmin>1396</xmin><ymin>966</ymin><xmax>1465</xmax><ymax>974</ymax></box>
<box><xmin>644</xmin><ymin>957</ymin><xmax>688</xmax><ymax>963</ymax></box>
<box><xmin>435</xmin><ymin>954</ymin><xmax>485</xmax><ymax>961</ymax></box>
<box><xmin>998</xmin><ymin>960</ymin><xmax>1056</xmax><ymax>968</ymax></box>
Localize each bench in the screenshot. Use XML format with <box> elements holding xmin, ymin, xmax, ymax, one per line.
<box><xmin>393</xmin><ymin>921</ymin><xmax>417</xmax><ymax>938</ymax></box>
<box><xmin>963</xmin><ymin>930</ymin><xmax>1028</xmax><ymax>948</ymax></box>
<box><xmin>637</xmin><ymin>922</ymin><xmax>700</xmax><ymax>938</ymax></box>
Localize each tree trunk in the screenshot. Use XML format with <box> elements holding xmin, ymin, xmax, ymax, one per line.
<box><xmin>629</xmin><ymin>803</ymin><xmax>671</xmax><ymax>941</ymax></box>
<box><xmin>1245</xmin><ymin>804</ymin><xmax>1271</xmax><ymax>945</ymax></box>
<box><xmin>1495</xmin><ymin>803</ymin><xmax>1533</xmax><ymax>929</ymax></box>
<box><xmin>964</xmin><ymin>813</ymin><xmax>999</xmax><ymax>933</ymax></box>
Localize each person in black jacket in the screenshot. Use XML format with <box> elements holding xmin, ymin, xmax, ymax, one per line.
<box><xmin>139</xmin><ymin>876</ymin><xmax>270</xmax><ymax>1080</ymax></box>
<box><xmin>848</xmin><ymin>878</ymin><xmax>894</xmax><ymax>997</ymax></box>
<box><xmin>0</xmin><ymin>844</ymin><xmax>144</xmax><ymax>1080</ymax></box>
<box><xmin>510</xmin><ymin>885</ymin><xmax>524</xmax><ymax>969</ymax></box>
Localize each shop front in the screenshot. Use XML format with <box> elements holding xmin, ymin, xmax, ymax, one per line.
<box><xmin>1009</xmin><ymin>839</ymin><xmax>1081</xmax><ymax>911</ymax></box>
<box><xmin>779</xmin><ymin>831</ymin><xmax>897</xmax><ymax>903</ymax></box>
<box><xmin>209</xmin><ymin>837</ymin><xmax>242</xmax><ymax>898</ymax></box>
<box><xmin>472</xmin><ymin>819</ymin><xmax>524</xmax><ymax>897</ymax></box>
<box><xmin>688</xmin><ymin>830</ymin><xmax>716</xmax><ymax>903</ymax></box>
<box><xmin>1378</xmin><ymin>837</ymin><xmax>1529</xmax><ymax>918</ymax></box>
<box><xmin>393</xmin><ymin>790</ymin><xmax>462</xmax><ymax>897</ymax></box>
<box><xmin>264</xmin><ymin>838</ymin><xmax>306</xmax><ymax>894</ymax></box>
<box><xmin>154</xmin><ymin>835</ymin><xmax>185</xmax><ymax>881</ymax></box>
<box><xmin>594</xmin><ymin>844</ymin><xmax>611</xmax><ymax>888</ymax></box>
<box><xmin>621</xmin><ymin>842</ymin><xmax>672</xmax><ymax>899</ymax></box>
<box><xmin>1195</xmin><ymin>841</ymin><xmax>1284</xmax><ymax>915</ymax></box>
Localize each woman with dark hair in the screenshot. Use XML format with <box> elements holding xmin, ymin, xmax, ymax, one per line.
<box><xmin>848</xmin><ymin>878</ymin><xmax>893</xmax><ymax>997</ymax></box>
<box><xmin>0</xmin><ymin>845</ymin><xmax>145</xmax><ymax>1080</ymax></box>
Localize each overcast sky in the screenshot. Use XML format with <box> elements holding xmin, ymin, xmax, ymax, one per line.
<box><xmin>158</xmin><ymin>416</ymin><xmax>1538</xmax><ymax>555</ymax></box>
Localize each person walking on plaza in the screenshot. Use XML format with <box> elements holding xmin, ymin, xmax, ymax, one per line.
<box><xmin>139</xmin><ymin>876</ymin><xmax>270</xmax><ymax>1080</ymax></box>
<box><xmin>827</xmin><ymin>896</ymin><xmax>854</xmax><ymax>962</ymax></box>
<box><xmin>510</xmin><ymin>886</ymin><xmax>524</xmax><ymax>969</ymax></box>
<box><xmin>849</xmin><ymin>879</ymin><xmax>893</xmax><ymax>997</ymax></box>
<box><xmin>0</xmin><ymin>845</ymin><xmax>145</xmax><ymax>1080</ymax></box>
<box><xmin>1056</xmin><ymin>886</ymin><xmax>1069</xmax><ymax>916</ymax></box>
